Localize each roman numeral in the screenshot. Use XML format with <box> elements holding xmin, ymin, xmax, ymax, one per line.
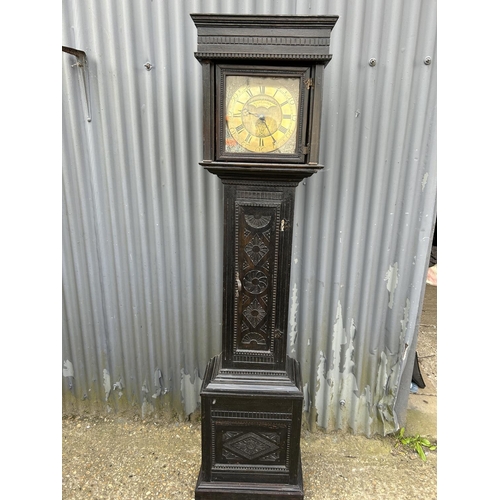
<box><xmin>279</xmin><ymin>125</ymin><xmax>288</xmax><ymax>134</ymax></box>
<box><xmin>236</xmin><ymin>124</ymin><xmax>245</xmax><ymax>133</ymax></box>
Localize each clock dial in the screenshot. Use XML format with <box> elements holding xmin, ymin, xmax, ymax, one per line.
<box><xmin>225</xmin><ymin>75</ymin><xmax>300</xmax><ymax>154</ymax></box>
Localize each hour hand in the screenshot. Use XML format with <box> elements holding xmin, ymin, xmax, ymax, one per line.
<box><xmin>243</xmin><ymin>108</ymin><xmax>260</xmax><ymax>118</ymax></box>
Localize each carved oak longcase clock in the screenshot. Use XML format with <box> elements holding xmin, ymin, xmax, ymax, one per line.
<box><xmin>191</xmin><ymin>14</ymin><xmax>338</xmax><ymax>499</ymax></box>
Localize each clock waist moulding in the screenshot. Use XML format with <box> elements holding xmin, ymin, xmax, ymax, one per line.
<box><xmin>191</xmin><ymin>14</ymin><xmax>338</xmax><ymax>499</ymax></box>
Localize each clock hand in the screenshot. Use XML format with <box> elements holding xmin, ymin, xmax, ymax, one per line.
<box><xmin>244</xmin><ymin>106</ymin><xmax>269</xmax><ymax>120</ymax></box>
<box><xmin>244</xmin><ymin>108</ymin><xmax>275</xmax><ymax>139</ymax></box>
<box><xmin>244</xmin><ymin>109</ymin><xmax>261</xmax><ymax>118</ymax></box>
<box><xmin>261</xmin><ymin>119</ymin><xmax>275</xmax><ymax>140</ymax></box>
<box><xmin>255</xmin><ymin>114</ymin><xmax>276</xmax><ymax>140</ymax></box>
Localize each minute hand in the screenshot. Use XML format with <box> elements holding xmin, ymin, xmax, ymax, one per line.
<box><xmin>261</xmin><ymin>117</ymin><xmax>275</xmax><ymax>139</ymax></box>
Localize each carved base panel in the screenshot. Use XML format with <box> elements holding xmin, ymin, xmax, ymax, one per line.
<box><xmin>195</xmin><ymin>354</ymin><xmax>304</xmax><ymax>499</ymax></box>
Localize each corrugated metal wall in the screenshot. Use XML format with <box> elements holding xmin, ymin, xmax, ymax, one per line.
<box><xmin>62</xmin><ymin>0</ymin><xmax>436</xmax><ymax>436</ymax></box>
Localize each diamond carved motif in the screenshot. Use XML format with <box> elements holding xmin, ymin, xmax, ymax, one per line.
<box><xmin>223</xmin><ymin>432</ymin><xmax>279</xmax><ymax>460</ymax></box>
<box><xmin>243</xmin><ymin>298</ymin><xmax>266</xmax><ymax>328</ymax></box>
<box><xmin>245</xmin><ymin>235</ymin><xmax>269</xmax><ymax>265</ymax></box>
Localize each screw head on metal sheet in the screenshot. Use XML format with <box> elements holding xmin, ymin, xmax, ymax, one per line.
<box><xmin>424</xmin><ymin>56</ymin><xmax>432</xmax><ymax>65</ymax></box>
<box><xmin>369</xmin><ymin>58</ymin><xmax>377</xmax><ymax>67</ymax></box>
<box><xmin>144</xmin><ymin>62</ymin><xmax>153</xmax><ymax>71</ymax></box>
<box><xmin>340</xmin><ymin>399</ymin><xmax>346</xmax><ymax>407</ymax></box>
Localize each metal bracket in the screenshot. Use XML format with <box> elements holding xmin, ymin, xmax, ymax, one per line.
<box><xmin>305</xmin><ymin>78</ymin><xmax>314</xmax><ymax>90</ymax></box>
<box><xmin>280</xmin><ymin>219</ymin><xmax>291</xmax><ymax>232</ymax></box>
<box><xmin>63</xmin><ymin>46</ymin><xmax>92</xmax><ymax>122</ymax></box>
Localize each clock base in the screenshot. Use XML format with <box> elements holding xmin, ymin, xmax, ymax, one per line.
<box><xmin>195</xmin><ymin>458</ymin><xmax>304</xmax><ymax>500</ymax></box>
<box><xmin>195</xmin><ymin>353</ymin><xmax>304</xmax><ymax>499</ymax></box>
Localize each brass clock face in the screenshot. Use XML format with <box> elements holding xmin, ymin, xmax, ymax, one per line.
<box><xmin>225</xmin><ymin>75</ymin><xmax>300</xmax><ymax>155</ymax></box>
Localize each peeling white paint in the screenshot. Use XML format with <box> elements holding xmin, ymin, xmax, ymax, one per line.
<box><xmin>152</xmin><ymin>368</ymin><xmax>163</xmax><ymax>398</ymax></box>
<box><xmin>113</xmin><ymin>377</ymin><xmax>124</xmax><ymax>391</ymax></box>
<box><xmin>315</xmin><ymin>351</ymin><xmax>335</xmax><ymax>429</ymax></box>
<box><xmin>384</xmin><ymin>263</ymin><xmax>399</xmax><ymax>309</ymax></box>
<box><xmin>373</xmin><ymin>351</ymin><xmax>401</xmax><ymax>435</ymax></box>
<box><xmin>63</xmin><ymin>360</ymin><xmax>74</xmax><ymax>378</ymax></box>
<box><xmin>327</xmin><ymin>301</ymin><xmax>359</xmax><ymax>431</ymax></box>
<box><xmin>340</xmin><ymin>319</ymin><xmax>358</xmax><ymax>395</ymax></box>
<box><xmin>103</xmin><ymin>369</ymin><xmax>111</xmax><ymax>401</ymax></box>
<box><xmin>332</xmin><ymin>301</ymin><xmax>347</xmax><ymax>354</ymax></box>
<box><xmin>113</xmin><ymin>376</ymin><xmax>124</xmax><ymax>398</ymax></box>
<box><xmin>356</xmin><ymin>385</ymin><xmax>374</xmax><ymax>436</ymax></box>
<box><xmin>375</xmin><ymin>352</ymin><xmax>390</xmax><ymax>393</ymax></box>
<box><xmin>303</xmin><ymin>382</ymin><xmax>310</xmax><ymax>413</ymax></box>
<box><xmin>180</xmin><ymin>368</ymin><xmax>202</xmax><ymax>416</ymax></box>
<box><xmin>400</xmin><ymin>298</ymin><xmax>411</xmax><ymax>360</ymax></box>
<box><xmin>421</xmin><ymin>172</ymin><xmax>428</xmax><ymax>190</ymax></box>
<box><xmin>288</xmin><ymin>283</ymin><xmax>299</xmax><ymax>353</ymax></box>
<box><xmin>63</xmin><ymin>360</ymin><xmax>75</xmax><ymax>390</ymax></box>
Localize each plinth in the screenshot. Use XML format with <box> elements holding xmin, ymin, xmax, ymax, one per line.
<box><xmin>195</xmin><ymin>354</ymin><xmax>304</xmax><ymax>499</ymax></box>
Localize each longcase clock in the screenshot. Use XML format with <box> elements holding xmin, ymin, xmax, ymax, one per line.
<box><xmin>191</xmin><ymin>14</ymin><xmax>338</xmax><ymax>499</ymax></box>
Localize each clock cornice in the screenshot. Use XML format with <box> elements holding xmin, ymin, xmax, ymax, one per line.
<box><xmin>191</xmin><ymin>13</ymin><xmax>338</xmax><ymax>64</ymax></box>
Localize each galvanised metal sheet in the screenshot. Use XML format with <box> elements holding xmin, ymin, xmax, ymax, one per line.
<box><xmin>62</xmin><ymin>0</ymin><xmax>436</xmax><ymax>436</ymax></box>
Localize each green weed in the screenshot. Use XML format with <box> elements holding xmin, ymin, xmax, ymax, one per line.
<box><xmin>396</xmin><ymin>427</ymin><xmax>437</xmax><ymax>461</ymax></box>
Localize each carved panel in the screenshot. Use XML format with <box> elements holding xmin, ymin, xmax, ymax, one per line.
<box><xmin>213</xmin><ymin>419</ymin><xmax>290</xmax><ymax>469</ymax></box>
<box><xmin>244</xmin><ymin>235</ymin><xmax>269</xmax><ymax>265</ymax></box>
<box><xmin>243</xmin><ymin>270</ymin><xmax>268</xmax><ymax>294</ymax></box>
<box><xmin>242</xmin><ymin>298</ymin><xmax>266</xmax><ymax>328</ymax></box>
<box><xmin>233</xmin><ymin>197</ymin><xmax>281</xmax><ymax>361</ymax></box>
<box><xmin>223</xmin><ymin>432</ymin><xmax>279</xmax><ymax>460</ymax></box>
<box><xmin>244</xmin><ymin>214</ymin><xmax>272</xmax><ymax>229</ymax></box>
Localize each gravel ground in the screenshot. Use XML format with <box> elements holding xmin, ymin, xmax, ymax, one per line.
<box><xmin>62</xmin><ymin>416</ymin><xmax>436</xmax><ymax>500</ymax></box>
<box><xmin>62</xmin><ymin>285</ymin><xmax>437</xmax><ymax>499</ymax></box>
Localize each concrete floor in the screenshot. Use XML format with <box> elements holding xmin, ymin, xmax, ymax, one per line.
<box><xmin>62</xmin><ymin>284</ymin><xmax>437</xmax><ymax>499</ymax></box>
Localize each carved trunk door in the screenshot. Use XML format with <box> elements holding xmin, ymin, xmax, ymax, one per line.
<box><xmin>222</xmin><ymin>182</ymin><xmax>295</xmax><ymax>371</ymax></box>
